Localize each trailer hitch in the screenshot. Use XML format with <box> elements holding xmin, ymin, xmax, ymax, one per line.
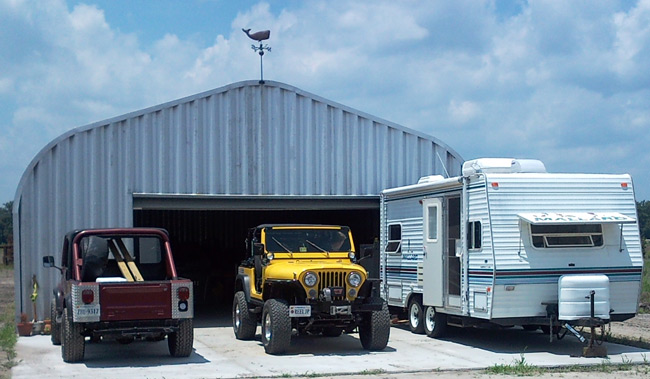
<box><xmin>563</xmin><ymin>291</ymin><xmax>608</xmax><ymax>358</ymax></box>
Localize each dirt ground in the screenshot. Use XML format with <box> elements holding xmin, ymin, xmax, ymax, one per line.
<box><xmin>2</xmin><ymin>265</ymin><xmax>649</xmax><ymax>378</ymax></box>
<box><xmin>0</xmin><ymin>268</ymin><xmax>13</xmax><ymax>317</ymax></box>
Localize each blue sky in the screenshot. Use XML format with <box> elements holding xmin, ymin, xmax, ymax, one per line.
<box><xmin>1</xmin><ymin>0</ymin><xmax>650</xmax><ymax>203</ymax></box>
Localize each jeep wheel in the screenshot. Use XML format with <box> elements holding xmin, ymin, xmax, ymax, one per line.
<box><xmin>261</xmin><ymin>299</ymin><xmax>291</xmax><ymax>354</ymax></box>
<box><xmin>423</xmin><ymin>305</ymin><xmax>447</xmax><ymax>338</ymax></box>
<box><xmin>168</xmin><ymin>319</ymin><xmax>194</xmax><ymax>357</ymax></box>
<box><xmin>233</xmin><ymin>291</ymin><xmax>257</xmax><ymax>340</ymax></box>
<box><xmin>408</xmin><ymin>297</ymin><xmax>425</xmax><ymax>334</ymax></box>
<box><xmin>322</xmin><ymin>327</ymin><xmax>343</xmax><ymax>337</ymax></box>
<box><xmin>61</xmin><ymin>307</ymin><xmax>85</xmax><ymax>363</ymax></box>
<box><xmin>50</xmin><ymin>298</ymin><xmax>61</xmax><ymax>346</ymax></box>
<box><xmin>359</xmin><ymin>300</ymin><xmax>390</xmax><ymax>351</ymax></box>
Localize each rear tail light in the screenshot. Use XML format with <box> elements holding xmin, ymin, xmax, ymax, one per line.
<box><xmin>82</xmin><ymin>289</ymin><xmax>94</xmax><ymax>304</ymax></box>
<box><xmin>178</xmin><ymin>287</ymin><xmax>190</xmax><ymax>301</ymax></box>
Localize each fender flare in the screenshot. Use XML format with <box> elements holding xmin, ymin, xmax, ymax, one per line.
<box><xmin>235</xmin><ymin>274</ymin><xmax>251</xmax><ymax>302</ymax></box>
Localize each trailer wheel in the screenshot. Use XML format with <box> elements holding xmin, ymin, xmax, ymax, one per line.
<box><xmin>408</xmin><ymin>297</ymin><xmax>425</xmax><ymax>334</ymax></box>
<box><xmin>261</xmin><ymin>299</ymin><xmax>291</xmax><ymax>355</ymax></box>
<box><xmin>168</xmin><ymin>319</ymin><xmax>194</xmax><ymax>357</ymax></box>
<box><xmin>423</xmin><ymin>306</ymin><xmax>447</xmax><ymax>338</ymax></box>
<box><xmin>359</xmin><ymin>299</ymin><xmax>390</xmax><ymax>351</ymax></box>
<box><xmin>50</xmin><ymin>298</ymin><xmax>61</xmax><ymax>346</ymax></box>
<box><xmin>233</xmin><ymin>291</ymin><xmax>257</xmax><ymax>340</ymax></box>
<box><xmin>61</xmin><ymin>307</ymin><xmax>85</xmax><ymax>363</ymax></box>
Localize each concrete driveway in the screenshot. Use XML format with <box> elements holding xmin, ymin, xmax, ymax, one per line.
<box><xmin>12</xmin><ymin>313</ymin><xmax>650</xmax><ymax>379</ymax></box>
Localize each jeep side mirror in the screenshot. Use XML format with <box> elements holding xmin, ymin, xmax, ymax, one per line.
<box><xmin>43</xmin><ymin>256</ymin><xmax>55</xmax><ymax>268</ymax></box>
<box><xmin>253</xmin><ymin>243</ymin><xmax>265</xmax><ymax>256</ymax></box>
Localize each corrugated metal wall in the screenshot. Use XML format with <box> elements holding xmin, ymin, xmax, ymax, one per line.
<box><xmin>13</xmin><ymin>80</ymin><xmax>463</xmax><ymax>318</ymax></box>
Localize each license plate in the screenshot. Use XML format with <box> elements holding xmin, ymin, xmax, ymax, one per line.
<box><xmin>289</xmin><ymin>305</ymin><xmax>311</xmax><ymax>317</ymax></box>
<box><xmin>75</xmin><ymin>304</ymin><xmax>100</xmax><ymax>318</ymax></box>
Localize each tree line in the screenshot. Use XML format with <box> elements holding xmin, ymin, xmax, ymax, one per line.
<box><xmin>0</xmin><ymin>199</ymin><xmax>649</xmax><ymax>246</ymax></box>
<box><xmin>0</xmin><ymin>202</ymin><xmax>11</xmax><ymax>245</ymax></box>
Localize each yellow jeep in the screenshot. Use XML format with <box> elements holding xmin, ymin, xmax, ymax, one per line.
<box><xmin>232</xmin><ymin>224</ymin><xmax>390</xmax><ymax>354</ymax></box>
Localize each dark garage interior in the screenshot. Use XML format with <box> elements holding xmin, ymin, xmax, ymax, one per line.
<box><xmin>133</xmin><ymin>206</ymin><xmax>380</xmax><ymax>312</ymax></box>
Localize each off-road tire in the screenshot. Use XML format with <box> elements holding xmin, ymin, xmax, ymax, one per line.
<box><xmin>408</xmin><ymin>297</ymin><xmax>425</xmax><ymax>334</ymax></box>
<box><xmin>50</xmin><ymin>298</ymin><xmax>61</xmax><ymax>345</ymax></box>
<box><xmin>261</xmin><ymin>299</ymin><xmax>291</xmax><ymax>355</ymax></box>
<box><xmin>233</xmin><ymin>291</ymin><xmax>257</xmax><ymax>340</ymax></box>
<box><xmin>322</xmin><ymin>327</ymin><xmax>343</xmax><ymax>337</ymax></box>
<box><xmin>359</xmin><ymin>299</ymin><xmax>390</xmax><ymax>351</ymax></box>
<box><xmin>423</xmin><ymin>305</ymin><xmax>447</xmax><ymax>338</ymax></box>
<box><xmin>61</xmin><ymin>307</ymin><xmax>85</xmax><ymax>363</ymax></box>
<box><xmin>168</xmin><ymin>319</ymin><xmax>194</xmax><ymax>357</ymax></box>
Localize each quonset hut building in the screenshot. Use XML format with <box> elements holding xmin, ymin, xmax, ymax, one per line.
<box><xmin>13</xmin><ymin>80</ymin><xmax>463</xmax><ymax>318</ymax></box>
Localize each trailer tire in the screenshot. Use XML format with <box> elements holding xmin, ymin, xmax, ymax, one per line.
<box><xmin>168</xmin><ymin>319</ymin><xmax>194</xmax><ymax>357</ymax></box>
<box><xmin>423</xmin><ymin>306</ymin><xmax>447</xmax><ymax>338</ymax></box>
<box><xmin>233</xmin><ymin>291</ymin><xmax>257</xmax><ymax>340</ymax></box>
<box><xmin>61</xmin><ymin>307</ymin><xmax>85</xmax><ymax>363</ymax></box>
<box><xmin>261</xmin><ymin>299</ymin><xmax>291</xmax><ymax>355</ymax></box>
<box><xmin>359</xmin><ymin>300</ymin><xmax>390</xmax><ymax>351</ymax></box>
<box><xmin>408</xmin><ymin>297</ymin><xmax>425</xmax><ymax>334</ymax></box>
<box><xmin>50</xmin><ymin>298</ymin><xmax>61</xmax><ymax>346</ymax></box>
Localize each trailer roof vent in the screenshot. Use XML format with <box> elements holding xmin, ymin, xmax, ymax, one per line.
<box><xmin>462</xmin><ymin>158</ymin><xmax>546</xmax><ymax>176</ymax></box>
<box><xmin>417</xmin><ymin>175</ymin><xmax>446</xmax><ymax>184</ymax></box>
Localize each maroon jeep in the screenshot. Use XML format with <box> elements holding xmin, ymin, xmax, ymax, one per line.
<box><xmin>43</xmin><ymin>228</ymin><xmax>194</xmax><ymax>362</ymax></box>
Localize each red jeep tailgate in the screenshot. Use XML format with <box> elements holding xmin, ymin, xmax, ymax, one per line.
<box><xmin>100</xmin><ymin>282</ymin><xmax>172</xmax><ymax>321</ymax></box>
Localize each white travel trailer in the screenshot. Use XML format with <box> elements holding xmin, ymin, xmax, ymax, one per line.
<box><xmin>380</xmin><ymin>158</ymin><xmax>643</xmax><ymax>339</ymax></box>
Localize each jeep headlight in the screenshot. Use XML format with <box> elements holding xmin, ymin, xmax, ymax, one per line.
<box><xmin>304</xmin><ymin>271</ymin><xmax>318</xmax><ymax>287</ymax></box>
<box><xmin>348</xmin><ymin>271</ymin><xmax>362</xmax><ymax>287</ymax></box>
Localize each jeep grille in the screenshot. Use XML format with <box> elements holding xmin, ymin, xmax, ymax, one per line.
<box><xmin>318</xmin><ymin>271</ymin><xmax>347</xmax><ymax>300</ymax></box>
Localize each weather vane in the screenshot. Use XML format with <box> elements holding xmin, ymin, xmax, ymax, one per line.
<box><xmin>242</xmin><ymin>28</ymin><xmax>271</xmax><ymax>84</ymax></box>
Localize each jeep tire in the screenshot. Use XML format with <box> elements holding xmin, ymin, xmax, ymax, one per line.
<box><xmin>168</xmin><ymin>319</ymin><xmax>193</xmax><ymax>357</ymax></box>
<box><xmin>50</xmin><ymin>298</ymin><xmax>61</xmax><ymax>345</ymax></box>
<box><xmin>261</xmin><ymin>299</ymin><xmax>291</xmax><ymax>355</ymax></box>
<box><xmin>423</xmin><ymin>305</ymin><xmax>447</xmax><ymax>338</ymax></box>
<box><xmin>233</xmin><ymin>291</ymin><xmax>257</xmax><ymax>340</ymax></box>
<box><xmin>61</xmin><ymin>307</ymin><xmax>85</xmax><ymax>363</ymax></box>
<box><xmin>359</xmin><ymin>299</ymin><xmax>390</xmax><ymax>351</ymax></box>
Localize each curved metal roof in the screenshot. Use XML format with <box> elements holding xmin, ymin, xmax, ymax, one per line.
<box><xmin>12</xmin><ymin>80</ymin><xmax>463</xmax><ymax>317</ymax></box>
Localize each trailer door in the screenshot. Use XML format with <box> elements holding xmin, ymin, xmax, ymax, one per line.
<box><xmin>422</xmin><ymin>197</ymin><xmax>444</xmax><ymax>307</ymax></box>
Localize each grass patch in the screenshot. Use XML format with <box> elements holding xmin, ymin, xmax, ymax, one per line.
<box><xmin>485</xmin><ymin>354</ymin><xmax>545</xmax><ymax>376</ymax></box>
<box><xmin>0</xmin><ymin>302</ymin><xmax>17</xmax><ymax>369</ymax></box>
<box><xmin>484</xmin><ymin>353</ymin><xmax>650</xmax><ymax>377</ymax></box>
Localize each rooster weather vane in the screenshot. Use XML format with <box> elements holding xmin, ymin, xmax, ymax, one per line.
<box><xmin>243</xmin><ymin>28</ymin><xmax>271</xmax><ymax>84</ymax></box>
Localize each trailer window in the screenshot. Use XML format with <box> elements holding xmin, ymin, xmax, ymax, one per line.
<box><xmin>468</xmin><ymin>221</ymin><xmax>482</xmax><ymax>250</ymax></box>
<box><xmin>386</xmin><ymin>224</ymin><xmax>401</xmax><ymax>253</ymax></box>
<box><xmin>530</xmin><ymin>224</ymin><xmax>603</xmax><ymax>248</ymax></box>
<box><xmin>427</xmin><ymin>206</ymin><xmax>438</xmax><ymax>241</ymax></box>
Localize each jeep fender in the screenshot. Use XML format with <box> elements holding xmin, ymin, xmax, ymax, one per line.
<box><xmin>235</xmin><ymin>274</ymin><xmax>251</xmax><ymax>302</ymax></box>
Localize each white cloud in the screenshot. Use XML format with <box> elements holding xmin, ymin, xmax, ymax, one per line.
<box><xmin>1</xmin><ymin>0</ymin><xmax>650</xmax><ymax>201</ymax></box>
<box><xmin>448</xmin><ymin>100</ymin><xmax>480</xmax><ymax>124</ymax></box>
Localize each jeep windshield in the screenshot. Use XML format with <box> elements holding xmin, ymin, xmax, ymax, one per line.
<box><xmin>264</xmin><ymin>227</ymin><xmax>351</xmax><ymax>254</ymax></box>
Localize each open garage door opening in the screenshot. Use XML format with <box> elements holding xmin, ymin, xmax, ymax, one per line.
<box><xmin>133</xmin><ymin>202</ymin><xmax>379</xmax><ymax>314</ymax></box>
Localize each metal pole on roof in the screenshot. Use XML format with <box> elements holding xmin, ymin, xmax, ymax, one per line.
<box><xmin>243</xmin><ymin>29</ymin><xmax>271</xmax><ymax>84</ymax></box>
